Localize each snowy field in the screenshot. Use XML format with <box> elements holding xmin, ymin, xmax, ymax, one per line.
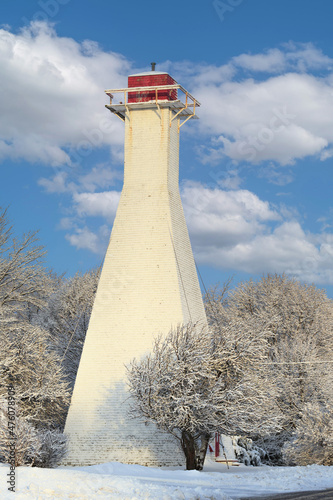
<box><xmin>1</xmin><ymin>458</ymin><xmax>333</xmax><ymax>499</ymax></box>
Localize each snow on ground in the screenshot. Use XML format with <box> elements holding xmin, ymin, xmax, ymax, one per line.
<box><xmin>0</xmin><ymin>458</ymin><xmax>333</xmax><ymax>499</ymax></box>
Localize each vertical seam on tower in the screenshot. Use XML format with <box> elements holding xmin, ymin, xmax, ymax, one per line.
<box><xmin>168</xmin><ymin>224</ymin><xmax>193</xmax><ymax>324</ymax></box>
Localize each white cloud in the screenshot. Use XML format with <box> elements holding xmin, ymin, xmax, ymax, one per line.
<box><xmin>283</xmin><ymin>42</ymin><xmax>333</xmax><ymax>71</ymax></box>
<box><xmin>184</xmin><ymin>45</ymin><xmax>333</xmax><ymax>165</ymax></box>
<box><xmin>61</xmin><ymin>180</ymin><xmax>333</xmax><ymax>285</ymax></box>
<box><xmin>60</xmin><ymin>190</ymin><xmax>116</xmax><ymax>253</ymax></box>
<box><xmin>38</xmin><ymin>171</ymin><xmax>73</xmax><ymax>193</ymax></box>
<box><xmin>0</xmin><ymin>22</ymin><xmax>129</xmax><ymax>165</ymax></box>
<box><xmin>65</xmin><ymin>227</ymin><xmax>101</xmax><ymax>254</ymax></box>
<box><xmin>179</xmin><ymin>183</ymin><xmax>333</xmax><ymax>285</ymax></box>
<box><xmin>232</xmin><ymin>48</ymin><xmax>287</xmax><ymax>73</ymax></box>
<box><xmin>58</xmin><ymin>217</ymin><xmax>75</xmax><ymax>230</ymax></box>
<box><xmin>78</xmin><ymin>165</ymin><xmax>122</xmax><ymax>192</ymax></box>
<box><xmin>72</xmin><ymin>191</ymin><xmax>121</xmax><ymax>221</ymax></box>
<box><xmin>231</xmin><ymin>44</ymin><xmax>333</xmax><ymax>73</ymax></box>
<box><xmin>181</xmin><ymin>182</ymin><xmax>280</xmax><ymax>248</ymax></box>
<box><xmin>217</xmin><ymin>169</ymin><xmax>243</xmax><ymax>190</ymax></box>
<box><xmin>38</xmin><ymin>163</ymin><xmax>122</xmax><ymax>194</ymax></box>
<box><xmin>65</xmin><ymin>221</ymin><xmax>111</xmax><ymax>254</ymax></box>
<box><xmin>4</xmin><ymin>28</ymin><xmax>333</xmax><ymax>170</ymax></box>
<box><xmin>258</xmin><ymin>165</ymin><xmax>294</xmax><ymax>186</ymax></box>
<box><xmin>10</xmin><ymin>29</ymin><xmax>333</xmax><ymax>284</ymax></box>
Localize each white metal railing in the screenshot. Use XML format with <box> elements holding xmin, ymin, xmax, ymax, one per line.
<box><xmin>104</xmin><ymin>84</ymin><xmax>200</xmax><ymax>127</ymax></box>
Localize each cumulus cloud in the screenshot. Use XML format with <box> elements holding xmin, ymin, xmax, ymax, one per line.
<box><xmin>65</xmin><ymin>220</ymin><xmax>111</xmax><ymax>254</ymax></box>
<box><xmin>257</xmin><ymin>165</ymin><xmax>294</xmax><ymax>186</ymax></box>
<box><xmin>232</xmin><ymin>48</ymin><xmax>287</xmax><ymax>73</ymax></box>
<box><xmin>180</xmin><ymin>183</ymin><xmax>333</xmax><ymax>285</ymax></box>
<box><xmin>56</xmin><ymin>174</ymin><xmax>333</xmax><ymax>284</ymax></box>
<box><xmin>231</xmin><ymin>44</ymin><xmax>333</xmax><ymax>73</ymax></box>
<box><xmin>56</xmin><ymin>190</ymin><xmax>119</xmax><ymax>252</ymax></box>
<box><xmin>57</xmin><ymin>177</ymin><xmax>333</xmax><ymax>286</ymax></box>
<box><xmin>62</xmin><ymin>181</ymin><xmax>333</xmax><ymax>284</ymax></box>
<box><xmin>10</xmin><ymin>27</ymin><xmax>333</xmax><ymax>284</ymax></box>
<box><xmin>78</xmin><ymin>165</ymin><xmax>122</xmax><ymax>192</ymax></box>
<box><xmin>0</xmin><ymin>22</ymin><xmax>129</xmax><ymax>165</ymax></box>
<box><xmin>72</xmin><ymin>191</ymin><xmax>121</xmax><ymax>220</ymax></box>
<box><xmin>38</xmin><ymin>171</ymin><xmax>74</xmax><ymax>193</ymax></box>
<box><xmin>180</xmin><ymin>45</ymin><xmax>333</xmax><ymax>166</ymax></box>
<box><xmin>38</xmin><ymin>163</ymin><xmax>122</xmax><ymax>194</ymax></box>
<box><xmin>3</xmin><ymin>27</ymin><xmax>333</xmax><ymax>169</ymax></box>
<box><xmin>39</xmin><ymin>165</ymin><xmax>122</xmax><ymax>253</ymax></box>
<box><xmin>182</xmin><ymin>181</ymin><xmax>280</xmax><ymax>247</ymax></box>
<box><xmin>65</xmin><ymin>227</ymin><xmax>102</xmax><ymax>254</ymax></box>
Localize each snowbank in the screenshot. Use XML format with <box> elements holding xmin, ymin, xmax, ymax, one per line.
<box><xmin>0</xmin><ymin>459</ymin><xmax>333</xmax><ymax>499</ymax></box>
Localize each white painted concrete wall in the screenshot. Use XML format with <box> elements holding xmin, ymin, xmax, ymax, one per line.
<box><xmin>63</xmin><ymin>105</ymin><xmax>208</xmax><ymax>466</ymax></box>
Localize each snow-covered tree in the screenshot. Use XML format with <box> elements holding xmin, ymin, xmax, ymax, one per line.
<box><xmin>127</xmin><ymin>322</ymin><xmax>281</xmax><ymax>470</ymax></box>
<box><xmin>37</xmin><ymin>268</ymin><xmax>100</xmax><ymax>388</ymax></box>
<box><xmin>0</xmin><ymin>207</ymin><xmax>70</xmax><ymax>466</ymax></box>
<box><xmin>0</xmin><ymin>406</ymin><xmax>67</xmax><ymax>467</ymax></box>
<box><xmin>282</xmin><ymin>402</ymin><xmax>333</xmax><ymax>466</ymax></box>
<box><xmin>0</xmin><ymin>208</ymin><xmax>52</xmax><ymax>313</ymax></box>
<box><xmin>205</xmin><ymin>274</ymin><xmax>333</xmax><ymax>463</ymax></box>
<box><xmin>0</xmin><ymin>321</ymin><xmax>70</xmax><ymax>427</ymax></box>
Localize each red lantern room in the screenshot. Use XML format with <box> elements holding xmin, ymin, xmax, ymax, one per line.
<box><xmin>105</xmin><ymin>62</ymin><xmax>200</xmax><ymax>127</ymax></box>
<box><xmin>128</xmin><ymin>72</ymin><xmax>177</xmax><ymax>103</ymax></box>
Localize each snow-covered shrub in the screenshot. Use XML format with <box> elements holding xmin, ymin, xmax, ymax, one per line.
<box><xmin>0</xmin><ymin>407</ymin><xmax>42</xmax><ymax>466</ymax></box>
<box><xmin>253</xmin><ymin>432</ymin><xmax>291</xmax><ymax>465</ymax></box>
<box><xmin>282</xmin><ymin>402</ymin><xmax>333</xmax><ymax>466</ymax></box>
<box><xmin>232</xmin><ymin>436</ymin><xmax>266</xmax><ymax>466</ymax></box>
<box><xmin>0</xmin><ymin>407</ymin><xmax>67</xmax><ymax>467</ymax></box>
<box><xmin>32</xmin><ymin>429</ymin><xmax>67</xmax><ymax>468</ymax></box>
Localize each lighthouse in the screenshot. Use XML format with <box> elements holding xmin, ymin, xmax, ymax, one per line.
<box><xmin>63</xmin><ymin>65</ymin><xmax>208</xmax><ymax>467</ymax></box>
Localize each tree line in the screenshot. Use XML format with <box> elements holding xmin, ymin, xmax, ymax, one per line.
<box><xmin>0</xmin><ymin>208</ymin><xmax>100</xmax><ymax>466</ymax></box>
<box><xmin>0</xmin><ymin>207</ymin><xmax>332</xmax><ymax>469</ymax></box>
<box><xmin>128</xmin><ymin>275</ymin><xmax>333</xmax><ymax>468</ymax></box>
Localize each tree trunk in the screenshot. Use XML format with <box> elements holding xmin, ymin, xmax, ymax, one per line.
<box><xmin>180</xmin><ymin>431</ymin><xmax>211</xmax><ymax>470</ymax></box>
<box><xmin>181</xmin><ymin>430</ymin><xmax>197</xmax><ymax>470</ymax></box>
<box><xmin>196</xmin><ymin>433</ymin><xmax>211</xmax><ymax>470</ymax></box>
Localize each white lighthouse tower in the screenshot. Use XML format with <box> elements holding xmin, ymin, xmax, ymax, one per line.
<box><xmin>63</xmin><ymin>66</ymin><xmax>208</xmax><ymax>467</ymax></box>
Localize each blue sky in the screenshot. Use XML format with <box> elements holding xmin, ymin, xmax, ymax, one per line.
<box><xmin>2</xmin><ymin>0</ymin><xmax>333</xmax><ymax>296</ymax></box>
